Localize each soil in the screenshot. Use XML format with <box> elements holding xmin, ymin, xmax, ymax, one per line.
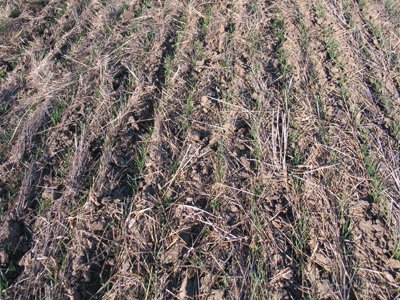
<box><xmin>0</xmin><ymin>0</ymin><xmax>399</xmax><ymax>299</ymax></box>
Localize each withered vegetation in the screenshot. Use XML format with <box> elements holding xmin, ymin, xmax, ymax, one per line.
<box><xmin>0</xmin><ymin>0</ymin><xmax>399</xmax><ymax>299</ymax></box>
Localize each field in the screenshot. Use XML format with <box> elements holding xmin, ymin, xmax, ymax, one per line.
<box><xmin>0</xmin><ymin>0</ymin><xmax>399</xmax><ymax>299</ymax></box>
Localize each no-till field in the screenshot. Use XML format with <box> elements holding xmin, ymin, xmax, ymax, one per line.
<box><xmin>0</xmin><ymin>0</ymin><xmax>399</xmax><ymax>299</ymax></box>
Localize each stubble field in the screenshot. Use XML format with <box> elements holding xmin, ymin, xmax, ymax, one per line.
<box><xmin>0</xmin><ymin>0</ymin><xmax>399</xmax><ymax>299</ymax></box>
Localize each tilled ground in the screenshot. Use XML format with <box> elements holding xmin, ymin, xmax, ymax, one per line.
<box><xmin>0</xmin><ymin>0</ymin><xmax>399</xmax><ymax>299</ymax></box>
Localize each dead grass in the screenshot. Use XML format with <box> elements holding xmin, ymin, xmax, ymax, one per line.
<box><xmin>0</xmin><ymin>0</ymin><xmax>399</xmax><ymax>299</ymax></box>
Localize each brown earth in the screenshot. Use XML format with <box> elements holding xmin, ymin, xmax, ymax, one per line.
<box><xmin>0</xmin><ymin>0</ymin><xmax>399</xmax><ymax>299</ymax></box>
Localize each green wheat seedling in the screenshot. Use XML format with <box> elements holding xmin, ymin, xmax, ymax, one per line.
<box><xmin>249</xmin><ymin>246</ymin><xmax>266</xmax><ymax>298</ymax></box>
<box><xmin>370</xmin><ymin>77</ymin><xmax>382</xmax><ymax>96</ymax></box>
<box><xmin>0</xmin><ymin>102</ymin><xmax>10</xmax><ymax>115</ymax></box>
<box><xmin>226</xmin><ymin>21</ymin><xmax>235</xmax><ymax>44</ymax></box>
<box><xmin>249</xmin><ymin>0</ymin><xmax>258</xmax><ymax>14</ymax></box>
<box><xmin>0</xmin><ymin>69</ymin><xmax>6</xmax><ymax>80</ymax></box>
<box><xmin>200</xmin><ymin>3</ymin><xmax>212</xmax><ymax>37</ymax></box>
<box><xmin>163</xmin><ymin>54</ymin><xmax>174</xmax><ymax>87</ymax></box>
<box><xmin>209</xmin><ymin>196</ymin><xmax>220</xmax><ymax>212</ymax></box>
<box><xmin>360</xmin><ymin>139</ymin><xmax>385</xmax><ymax>206</ymax></box>
<box><xmin>272</xmin><ymin>13</ymin><xmax>290</xmax><ymax>79</ymax></box>
<box><xmin>249</xmin><ymin>29</ymin><xmax>260</xmax><ymax>56</ymax></box>
<box><xmin>292</xmin><ymin>213</ymin><xmax>311</xmax><ymax>254</ymax></box>
<box><xmin>251</xmin><ymin>122</ymin><xmax>261</xmax><ymax>169</ymax></box>
<box><xmin>296</xmin><ymin>12</ymin><xmax>309</xmax><ymax>50</ymax></box>
<box><xmin>0</xmin><ymin>127</ymin><xmax>12</xmax><ymax>161</ymax></box>
<box><xmin>135</xmin><ymin>0</ymin><xmax>149</xmax><ymax>17</ymax></box>
<box><xmin>0</xmin><ymin>169</ymin><xmax>24</xmax><ymax>215</ymax></box>
<box><xmin>144</xmin><ymin>27</ymin><xmax>155</xmax><ymax>51</ymax></box>
<box><xmin>368</xmin><ymin>22</ymin><xmax>384</xmax><ymax>46</ymax></box>
<box><xmin>338</xmin><ymin>198</ymin><xmax>352</xmax><ymax>240</ymax></box>
<box><xmin>193</xmin><ymin>41</ymin><xmax>205</xmax><ymax>62</ymax></box>
<box><xmin>313</xmin><ymin>92</ymin><xmax>325</xmax><ymax>120</ymax></box>
<box><xmin>384</xmin><ymin>0</ymin><xmax>400</xmax><ymax>24</ymax></box>
<box><xmin>288</xmin><ymin>127</ymin><xmax>302</xmax><ymax>166</ymax></box>
<box><xmin>0</xmin><ymin>21</ymin><xmax>6</xmax><ymax>31</ymax></box>
<box><xmin>36</xmin><ymin>195</ymin><xmax>52</xmax><ymax>215</ymax></box>
<box><xmin>113</xmin><ymin>3</ymin><xmax>129</xmax><ymax>23</ymax></box>
<box><xmin>135</xmin><ymin>142</ymin><xmax>148</xmax><ymax>176</ymax></box>
<box><xmin>312</xmin><ymin>3</ymin><xmax>326</xmax><ymax>19</ymax></box>
<box><xmin>250</xmin><ymin>185</ymin><xmax>263</xmax><ymax>230</ymax></box>
<box><xmin>358</xmin><ymin>0</ymin><xmax>366</xmax><ymax>12</ymax></box>
<box><xmin>50</xmin><ymin>101</ymin><xmax>66</xmax><ymax>125</ymax></box>
<box><xmin>215</xmin><ymin>142</ymin><xmax>226</xmax><ymax>182</ymax></box>
<box><xmin>175</xmin><ymin>13</ymin><xmax>187</xmax><ymax>45</ymax></box>
<box><xmin>181</xmin><ymin>91</ymin><xmax>194</xmax><ymax>131</ymax></box>
<box><xmin>324</xmin><ymin>30</ymin><xmax>339</xmax><ymax>64</ymax></box>
<box><xmin>389</xmin><ymin>120</ymin><xmax>400</xmax><ymax>146</ymax></box>
<box><xmin>9</xmin><ymin>7</ymin><xmax>21</xmax><ymax>18</ymax></box>
<box><xmin>339</xmin><ymin>73</ymin><xmax>350</xmax><ymax>102</ymax></box>
<box><xmin>130</xmin><ymin>1</ymin><xmax>150</xmax><ymax>31</ymax></box>
<box><xmin>0</xmin><ymin>267</ymin><xmax>10</xmax><ymax>292</ymax></box>
<box><xmin>393</xmin><ymin>240</ymin><xmax>400</xmax><ymax>260</ymax></box>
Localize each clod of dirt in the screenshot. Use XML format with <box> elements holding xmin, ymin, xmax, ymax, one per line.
<box><xmin>209</xmin><ymin>133</ymin><xmax>221</xmax><ymax>147</ymax></box>
<box><xmin>112</xmin><ymin>152</ymin><xmax>127</xmax><ymax>167</ymax></box>
<box><xmin>314</xmin><ymin>253</ymin><xmax>332</xmax><ymax>271</ymax></box>
<box><xmin>387</xmin><ymin>259</ymin><xmax>400</xmax><ymax>269</ymax></box>
<box><xmin>230</xmin><ymin>205</ymin><xmax>238</xmax><ymax>213</ymax></box>
<box><xmin>41</xmin><ymin>187</ymin><xmax>57</xmax><ymax>201</ymax></box>
<box><xmin>316</xmin><ymin>280</ymin><xmax>335</xmax><ymax>298</ymax></box>
<box><xmin>384</xmin><ymin>272</ymin><xmax>395</xmax><ymax>283</ymax></box>
<box><xmin>0</xmin><ymin>219</ymin><xmax>31</xmax><ymax>287</ymax></box>
<box><xmin>0</xmin><ymin>220</ymin><xmax>29</xmax><ymax>256</ymax></box>
<box><xmin>329</xmin><ymin>66</ymin><xmax>341</xmax><ymax>78</ymax></box>
<box><xmin>222</xmin><ymin>122</ymin><xmax>235</xmax><ymax>134</ymax></box>
<box><xmin>201</xmin><ymin>95</ymin><xmax>211</xmax><ymax>107</ymax></box>
<box><xmin>209</xmin><ymin>290</ymin><xmax>225</xmax><ymax>299</ymax></box>
<box><xmin>188</xmin><ymin>129</ymin><xmax>202</xmax><ymax>142</ymax></box>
